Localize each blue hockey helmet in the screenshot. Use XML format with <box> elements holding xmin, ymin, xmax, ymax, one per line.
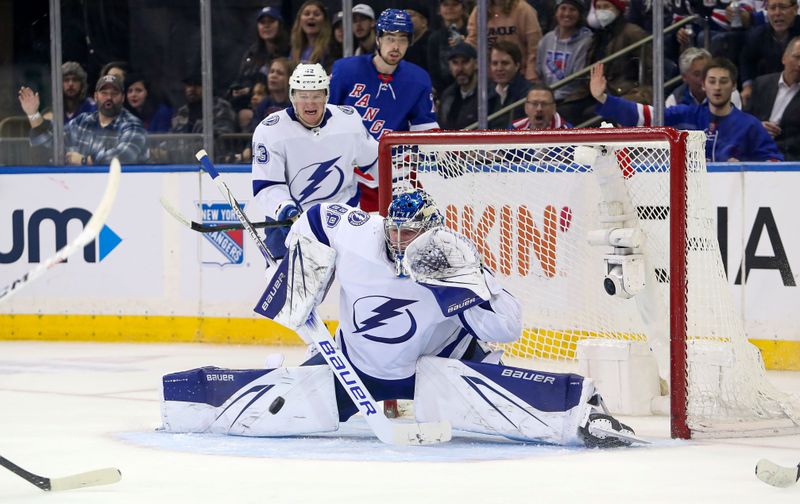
<box><xmin>384</xmin><ymin>189</ymin><xmax>443</xmax><ymax>276</ymax></box>
<box><xmin>376</xmin><ymin>9</ymin><xmax>414</xmax><ymax>38</ymax></box>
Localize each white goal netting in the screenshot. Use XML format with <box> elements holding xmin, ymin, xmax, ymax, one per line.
<box><xmin>382</xmin><ymin>128</ymin><xmax>800</xmax><ymax>438</ymax></box>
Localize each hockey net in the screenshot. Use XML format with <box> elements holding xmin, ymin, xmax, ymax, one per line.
<box><xmin>377</xmin><ymin>128</ymin><xmax>800</xmax><ymax>439</ymax></box>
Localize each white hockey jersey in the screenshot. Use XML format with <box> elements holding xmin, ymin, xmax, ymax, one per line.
<box><xmin>251</xmin><ymin>105</ymin><xmax>379</xmax><ymax>219</ymax></box>
<box><xmin>287</xmin><ymin>203</ymin><xmax>522</xmax><ymax>381</ymax></box>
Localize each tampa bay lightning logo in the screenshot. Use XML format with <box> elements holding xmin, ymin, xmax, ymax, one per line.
<box><xmin>264</xmin><ymin>115</ymin><xmax>279</xmax><ymax>126</ymax></box>
<box><xmin>290</xmin><ymin>157</ymin><xmax>345</xmax><ymax>205</ymax></box>
<box><xmin>337</xmin><ymin>105</ymin><xmax>355</xmax><ymax>115</ymax></box>
<box><xmin>352</xmin><ymin>296</ymin><xmax>417</xmax><ymax>344</ymax></box>
<box><xmin>347</xmin><ymin>210</ymin><xmax>369</xmax><ymax>226</ymax></box>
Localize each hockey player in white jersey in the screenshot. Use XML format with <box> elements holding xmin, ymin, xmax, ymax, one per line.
<box><xmin>161</xmin><ymin>189</ymin><xmax>639</xmax><ymax>448</ymax></box>
<box><xmin>251</xmin><ymin>63</ymin><xmax>379</xmax><ymax>258</ymax></box>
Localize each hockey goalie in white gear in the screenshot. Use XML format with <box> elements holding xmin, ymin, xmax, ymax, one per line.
<box><xmin>160</xmin><ymin>189</ymin><xmax>642</xmax><ymax>447</ymax></box>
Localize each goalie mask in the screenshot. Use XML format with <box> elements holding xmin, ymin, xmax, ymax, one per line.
<box><xmin>384</xmin><ymin>189</ymin><xmax>444</xmax><ymax>277</ymax></box>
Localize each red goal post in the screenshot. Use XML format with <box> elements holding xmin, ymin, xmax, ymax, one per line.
<box><xmin>376</xmin><ymin>127</ymin><xmax>800</xmax><ymax>440</ymax></box>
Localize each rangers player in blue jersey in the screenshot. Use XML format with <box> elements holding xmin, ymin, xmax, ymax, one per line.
<box><xmin>251</xmin><ymin>63</ymin><xmax>379</xmax><ymax>258</ymax></box>
<box><xmin>161</xmin><ymin>189</ymin><xmax>640</xmax><ymax>448</ymax></box>
<box><xmin>329</xmin><ymin>9</ymin><xmax>439</xmax><ymax>211</ymax></box>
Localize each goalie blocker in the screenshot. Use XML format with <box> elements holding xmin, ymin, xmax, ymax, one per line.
<box><xmin>160</xmin><ymin>358</ymin><xmax>637</xmax><ymax>446</ymax></box>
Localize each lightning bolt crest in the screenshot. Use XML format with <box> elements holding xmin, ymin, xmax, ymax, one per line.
<box><xmin>299</xmin><ymin>157</ymin><xmax>342</xmax><ymax>201</ymax></box>
<box><xmin>355</xmin><ymin>298</ymin><xmax>416</xmax><ymax>333</ymax></box>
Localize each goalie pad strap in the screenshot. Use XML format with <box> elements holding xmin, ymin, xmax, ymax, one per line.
<box><xmin>414</xmin><ymin>357</ymin><xmax>595</xmax><ymax>445</ymax></box>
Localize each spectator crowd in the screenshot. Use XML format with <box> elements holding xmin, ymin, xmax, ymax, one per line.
<box><xmin>14</xmin><ymin>0</ymin><xmax>800</xmax><ymax>163</ymax></box>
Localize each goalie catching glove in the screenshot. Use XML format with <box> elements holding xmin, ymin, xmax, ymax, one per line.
<box><xmin>402</xmin><ymin>227</ymin><xmax>491</xmax><ymax>314</ymax></box>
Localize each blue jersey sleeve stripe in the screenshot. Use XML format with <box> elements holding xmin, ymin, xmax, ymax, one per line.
<box><xmin>306</xmin><ymin>204</ymin><xmax>330</xmax><ymax>247</ymax></box>
<box><xmin>253</xmin><ymin>179</ymin><xmax>286</xmax><ymax>197</ymax></box>
<box><xmin>436</xmin><ymin>328</ymin><xmax>471</xmax><ymax>358</ymax></box>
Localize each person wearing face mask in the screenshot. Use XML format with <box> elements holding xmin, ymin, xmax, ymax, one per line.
<box><xmin>585</xmin><ymin>0</ymin><xmax>653</xmax><ymax>105</ymax></box>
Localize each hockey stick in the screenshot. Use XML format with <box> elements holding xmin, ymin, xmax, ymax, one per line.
<box><xmin>756</xmin><ymin>459</ymin><xmax>800</xmax><ymax>488</ymax></box>
<box><xmin>0</xmin><ymin>455</ymin><xmax>121</xmax><ymax>492</ymax></box>
<box><xmin>0</xmin><ymin>158</ymin><xmax>122</xmax><ymax>304</ymax></box>
<box><xmin>159</xmin><ymin>196</ymin><xmax>292</xmax><ymax>233</ymax></box>
<box><xmin>195</xmin><ymin>149</ymin><xmax>451</xmax><ymax>446</ymax></box>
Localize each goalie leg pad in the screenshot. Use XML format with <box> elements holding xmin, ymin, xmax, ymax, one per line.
<box><xmin>160</xmin><ymin>365</ymin><xmax>338</xmax><ymax>436</ymax></box>
<box><xmin>414</xmin><ymin>357</ymin><xmax>595</xmax><ymax>445</ymax></box>
<box><xmin>254</xmin><ymin>232</ymin><xmax>337</xmax><ymax>331</ymax></box>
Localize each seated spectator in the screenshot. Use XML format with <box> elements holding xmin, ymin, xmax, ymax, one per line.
<box><xmin>125</xmin><ymin>74</ymin><xmax>173</xmax><ymax>133</ymax></box>
<box><xmin>427</xmin><ymin>0</ymin><xmax>469</xmax><ymax>95</ymax></box>
<box><xmin>590</xmin><ymin>59</ymin><xmax>783</xmax><ymax>161</ymax></box>
<box><xmin>238</xmin><ymin>81</ymin><xmax>267</xmax><ymax>133</ymax></box>
<box><xmin>234</xmin><ymin>7</ymin><xmax>290</xmax><ymax>100</ymax></box>
<box><xmin>170</xmin><ymin>72</ymin><xmax>236</xmax><ymax>135</ymax></box>
<box><xmin>740</xmin><ymin>0</ymin><xmax>800</xmax><ymax>107</ymax></box>
<box><xmin>667</xmin><ymin>47</ymin><xmax>742</xmax><ymax>108</ymax></box>
<box><xmin>489</xmin><ymin>40</ymin><xmax>532</xmax><ymax>128</ymax></box>
<box><xmin>99</xmin><ymin>61</ymin><xmax>130</xmax><ymax>84</ymax></box>
<box><xmin>19</xmin><ymin>75</ymin><xmax>147</xmax><ymax>165</ymax></box>
<box><xmin>290</xmin><ymin>0</ymin><xmax>337</xmax><ymax>71</ymax></box>
<box><xmin>587</xmin><ymin>0</ymin><xmax>652</xmax><ymax>104</ymax></box>
<box><xmin>251</xmin><ymin>57</ymin><xmax>294</xmax><ymax>129</ymax></box>
<box><xmin>58</xmin><ymin>62</ymin><xmax>97</xmax><ymax>123</ymax></box>
<box><xmin>745</xmin><ymin>36</ymin><xmax>800</xmax><ymax>160</ymax></box>
<box><xmin>353</xmin><ymin>4</ymin><xmax>377</xmax><ymax>55</ymax></box>
<box><xmin>403</xmin><ymin>1</ymin><xmax>433</xmax><ymax>72</ymax></box>
<box><xmin>437</xmin><ymin>42</ymin><xmax>479</xmax><ymax>130</ymax></box>
<box><xmin>512</xmin><ymin>83</ymin><xmax>572</xmax><ymax>129</ymax></box>
<box><xmin>22</xmin><ymin>62</ymin><xmax>97</xmax><ymax>125</ymax></box>
<box><xmin>466</xmin><ymin>0</ymin><xmax>543</xmax><ymax>81</ymax></box>
<box><xmin>535</xmin><ymin>0</ymin><xmax>592</xmax><ymax>116</ymax></box>
<box><xmin>333</xmin><ymin>10</ymin><xmax>345</xmax><ymax>45</ymax></box>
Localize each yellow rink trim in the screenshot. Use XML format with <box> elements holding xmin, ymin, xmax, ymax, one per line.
<box><xmin>505</xmin><ymin>328</ymin><xmax>800</xmax><ymax>371</ymax></box>
<box><xmin>750</xmin><ymin>339</ymin><xmax>800</xmax><ymax>370</ymax></box>
<box><xmin>0</xmin><ymin>315</ymin><xmax>797</xmax><ymax>370</ymax></box>
<box><xmin>0</xmin><ymin>314</ymin><xmax>311</xmax><ymax>345</ymax></box>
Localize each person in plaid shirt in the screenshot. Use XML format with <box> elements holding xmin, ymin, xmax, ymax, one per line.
<box><xmin>19</xmin><ymin>74</ymin><xmax>147</xmax><ymax>165</ymax></box>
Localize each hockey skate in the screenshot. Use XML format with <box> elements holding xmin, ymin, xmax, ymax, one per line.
<box><xmin>579</xmin><ymin>395</ymin><xmax>649</xmax><ymax>448</ymax></box>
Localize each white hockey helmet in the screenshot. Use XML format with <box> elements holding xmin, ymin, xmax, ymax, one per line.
<box><xmin>289</xmin><ymin>63</ymin><xmax>330</xmax><ymax>105</ymax></box>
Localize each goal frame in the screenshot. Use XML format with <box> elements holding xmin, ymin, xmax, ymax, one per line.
<box><xmin>377</xmin><ymin>127</ymin><xmax>692</xmax><ymax>439</ymax></box>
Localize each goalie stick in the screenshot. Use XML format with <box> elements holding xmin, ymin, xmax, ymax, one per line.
<box><xmin>756</xmin><ymin>458</ymin><xmax>800</xmax><ymax>488</ymax></box>
<box><xmin>0</xmin><ymin>158</ymin><xmax>121</xmax><ymax>304</ymax></box>
<box><xmin>159</xmin><ymin>196</ymin><xmax>292</xmax><ymax>233</ymax></box>
<box><xmin>0</xmin><ymin>455</ymin><xmax>121</xmax><ymax>492</ymax></box>
<box><xmin>194</xmin><ymin>149</ymin><xmax>451</xmax><ymax>446</ymax></box>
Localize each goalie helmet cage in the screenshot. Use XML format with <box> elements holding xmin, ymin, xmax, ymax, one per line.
<box><xmin>376</xmin><ymin>127</ymin><xmax>800</xmax><ymax>440</ymax></box>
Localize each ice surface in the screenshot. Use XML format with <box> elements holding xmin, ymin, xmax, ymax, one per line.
<box><xmin>1</xmin><ymin>341</ymin><xmax>798</xmax><ymax>503</ymax></box>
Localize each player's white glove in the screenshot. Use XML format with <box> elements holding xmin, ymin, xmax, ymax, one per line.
<box><xmin>402</xmin><ymin>227</ymin><xmax>491</xmax><ymax>302</ymax></box>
